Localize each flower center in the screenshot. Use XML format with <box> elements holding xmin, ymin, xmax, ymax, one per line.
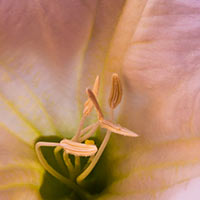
<box><xmin>34</xmin><ymin>74</ymin><xmax>138</xmax><ymax>199</ymax></box>
<box><xmin>36</xmin><ymin>135</ymin><xmax>111</xmax><ymax>200</ymax></box>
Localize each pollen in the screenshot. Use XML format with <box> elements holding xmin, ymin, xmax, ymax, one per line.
<box><xmin>85</xmin><ymin>139</ymin><xmax>95</xmax><ymax>145</ymax></box>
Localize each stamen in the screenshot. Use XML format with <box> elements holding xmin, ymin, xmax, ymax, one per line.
<box><xmin>83</xmin><ymin>75</ymin><xmax>100</xmax><ymax>117</ymax></box>
<box><xmin>109</xmin><ymin>73</ymin><xmax>122</xmax><ymax>109</ymax></box>
<box><xmin>77</xmin><ymin>73</ymin><xmax>138</xmax><ymax>184</ymax></box>
<box><xmin>54</xmin><ymin>146</ymin><xmax>68</xmax><ymax>175</ymax></box>
<box><xmin>71</xmin><ymin>76</ymin><xmax>100</xmax><ymax>174</ymax></box>
<box><xmin>35</xmin><ymin>141</ymin><xmax>92</xmax><ymax>199</ymax></box>
<box><xmin>86</xmin><ymin>88</ymin><xmax>104</xmax><ymax>120</ymax></box>
<box><xmin>63</xmin><ymin>151</ymin><xmax>74</xmax><ymax>179</ymax></box>
<box><xmin>80</xmin><ymin>123</ymin><xmax>97</xmax><ymax>136</ymax></box>
<box><xmin>79</xmin><ymin>122</ymin><xmax>99</xmax><ymax>142</ymax></box>
<box><xmin>76</xmin><ymin>130</ymin><xmax>111</xmax><ymax>184</ymax></box>
<box><xmin>60</xmin><ymin>139</ymin><xmax>98</xmax><ymax>157</ymax></box>
<box><xmin>35</xmin><ymin>73</ymin><xmax>139</xmax><ymax>192</ymax></box>
<box><xmin>72</xmin><ymin>76</ymin><xmax>100</xmax><ymax>142</ymax></box>
<box><xmin>74</xmin><ymin>156</ymin><xmax>81</xmax><ymax>173</ymax></box>
<box><xmin>85</xmin><ymin>140</ymin><xmax>95</xmax><ymax>145</ymax></box>
<box><xmin>72</xmin><ymin>116</ymin><xmax>86</xmax><ymax>141</ymax></box>
<box><xmin>99</xmin><ymin>119</ymin><xmax>138</xmax><ymax>137</ymax></box>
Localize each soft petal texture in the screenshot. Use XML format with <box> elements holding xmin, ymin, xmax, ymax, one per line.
<box><xmin>0</xmin><ymin>0</ymin><xmax>126</xmax><ymax>140</ymax></box>
<box><xmin>1</xmin><ymin>0</ymin><xmax>200</xmax><ymax>200</ymax></box>
<box><xmin>98</xmin><ymin>137</ymin><xmax>200</xmax><ymax>200</ymax></box>
<box><xmin>0</xmin><ymin>0</ymin><xmax>98</xmax><ymax>138</ymax></box>
<box><xmin>0</xmin><ymin>124</ymin><xmax>43</xmax><ymax>199</ymax></box>
<box><xmin>98</xmin><ymin>0</ymin><xmax>200</xmax><ymax>199</ymax></box>
<box><xmin>121</xmin><ymin>0</ymin><xmax>200</xmax><ymax>143</ymax></box>
<box><xmin>0</xmin><ymin>0</ymin><xmax>127</xmax><ymax>199</ymax></box>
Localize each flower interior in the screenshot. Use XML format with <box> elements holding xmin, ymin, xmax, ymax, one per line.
<box><xmin>34</xmin><ymin>74</ymin><xmax>138</xmax><ymax>200</ymax></box>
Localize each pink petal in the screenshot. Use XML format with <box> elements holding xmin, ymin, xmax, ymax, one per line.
<box><xmin>121</xmin><ymin>0</ymin><xmax>200</xmax><ymax>143</ymax></box>
<box><xmin>0</xmin><ymin>0</ymin><xmax>125</xmax><ymax>139</ymax></box>
<box><xmin>99</xmin><ymin>0</ymin><xmax>200</xmax><ymax>199</ymax></box>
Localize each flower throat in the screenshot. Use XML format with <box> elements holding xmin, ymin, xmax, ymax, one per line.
<box><xmin>35</xmin><ymin>74</ymin><xmax>138</xmax><ymax>199</ymax></box>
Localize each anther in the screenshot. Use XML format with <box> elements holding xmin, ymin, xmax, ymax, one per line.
<box><xmin>85</xmin><ymin>140</ymin><xmax>95</xmax><ymax>145</ymax></box>
<box><xmin>99</xmin><ymin>119</ymin><xmax>138</xmax><ymax>137</ymax></box>
<box><xmin>35</xmin><ymin>73</ymin><xmax>139</xmax><ymax>188</ymax></box>
<box><xmin>60</xmin><ymin>139</ymin><xmax>97</xmax><ymax>157</ymax></box>
<box><xmin>83</xmin><ymin>76</ymin><xmax>100</xmax><ymax>117</ymax></box>
<box><xmin>72</xmin><ymin>76</ymin><xmax>99</xmax><ymax>142</ymax></box>
<box><xmin>109</xmin><ymin>73</ymin><xmax>122</xmax><ymax>109</ymax></box>
<box><xmin>86</xmin><ymin>88</ymin><xmax>104</xmax><ymax>120</ymax></box>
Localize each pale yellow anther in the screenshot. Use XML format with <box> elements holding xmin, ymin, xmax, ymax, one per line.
<box><xmin>109</xmin><ymin>73</ymin><xmax>122</xmax><ymax>109</ymax></box>
<box><xmin>60</xmin><ymin>139</ymin><xmax>97</xmax><ymax>157</ymax></box>
<box><xmin>99</xmin><ymin>119</ymin><xmax>138</xmax><ymax>137</ymax></box>
<box><xmin>87</xmin><ymin>88</ymin><xmax>104</xmax><ymax>120</ymax></box>
<box><xmin>86</xmin><ymin>85</ymin><xmax>137</xmax><ymax>137</ymax></box>
<box><xmin>83</xmin><ymin>75</ymin><xmax>100</xmax><ymax>117</ymax></box>
<box><xmin>85</xmin><ymin>140</ymin><xmax>95</xmax><ymax>145</ymax></box>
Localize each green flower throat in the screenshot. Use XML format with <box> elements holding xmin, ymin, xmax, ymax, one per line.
<box><xmin>35</xmin><ymin>74</ymin><xmax>138</xmax><ymax>200</ymax></box>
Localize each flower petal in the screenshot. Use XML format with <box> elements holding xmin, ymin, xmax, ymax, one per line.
<box><xmin>121</xmin><ymin>0</ymin><xmax>200</xmax><ymax>143</ymax></box>
<box><xmin>98</xmin><ymin>0</ymin><xmax>200</xmax><ymax>199</ymax></box>
<box><xmin>0</xmin><ymin>0</ymin><xmax>100</xmax><ymax>139</ymax></box>
<box><xmin>98</xmin><ymin>137</ymin><xmax>200</xmax><ymax>200</ymax></box>
<box><xmin>1</xmin><ymin>0</ymin><xmax>200</xmax><ymax>199</ymax></box>
<box><xmin>0</xmin><ymin>1</ymin><xmax>128</xmax><ymax>199</ymax></box>
<box><xmin>0</xmin><ymin>124</ymin><xmax>43</xmax><ymax>199</ymax></box>
<box><xmin>0</xmin><ymin>187</ymin><xmax>41</xmax><ymax>200</ymax></box>
<box><xmin>0</xmin><ymin>0</ymin><xmax>127</xmax><ymax>140</ymax></box>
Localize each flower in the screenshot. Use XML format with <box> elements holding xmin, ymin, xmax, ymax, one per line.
<box><xmin>1</xmin><ymin>1</ymin><xmax>200</xmax><ymax>200</ymax></box>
